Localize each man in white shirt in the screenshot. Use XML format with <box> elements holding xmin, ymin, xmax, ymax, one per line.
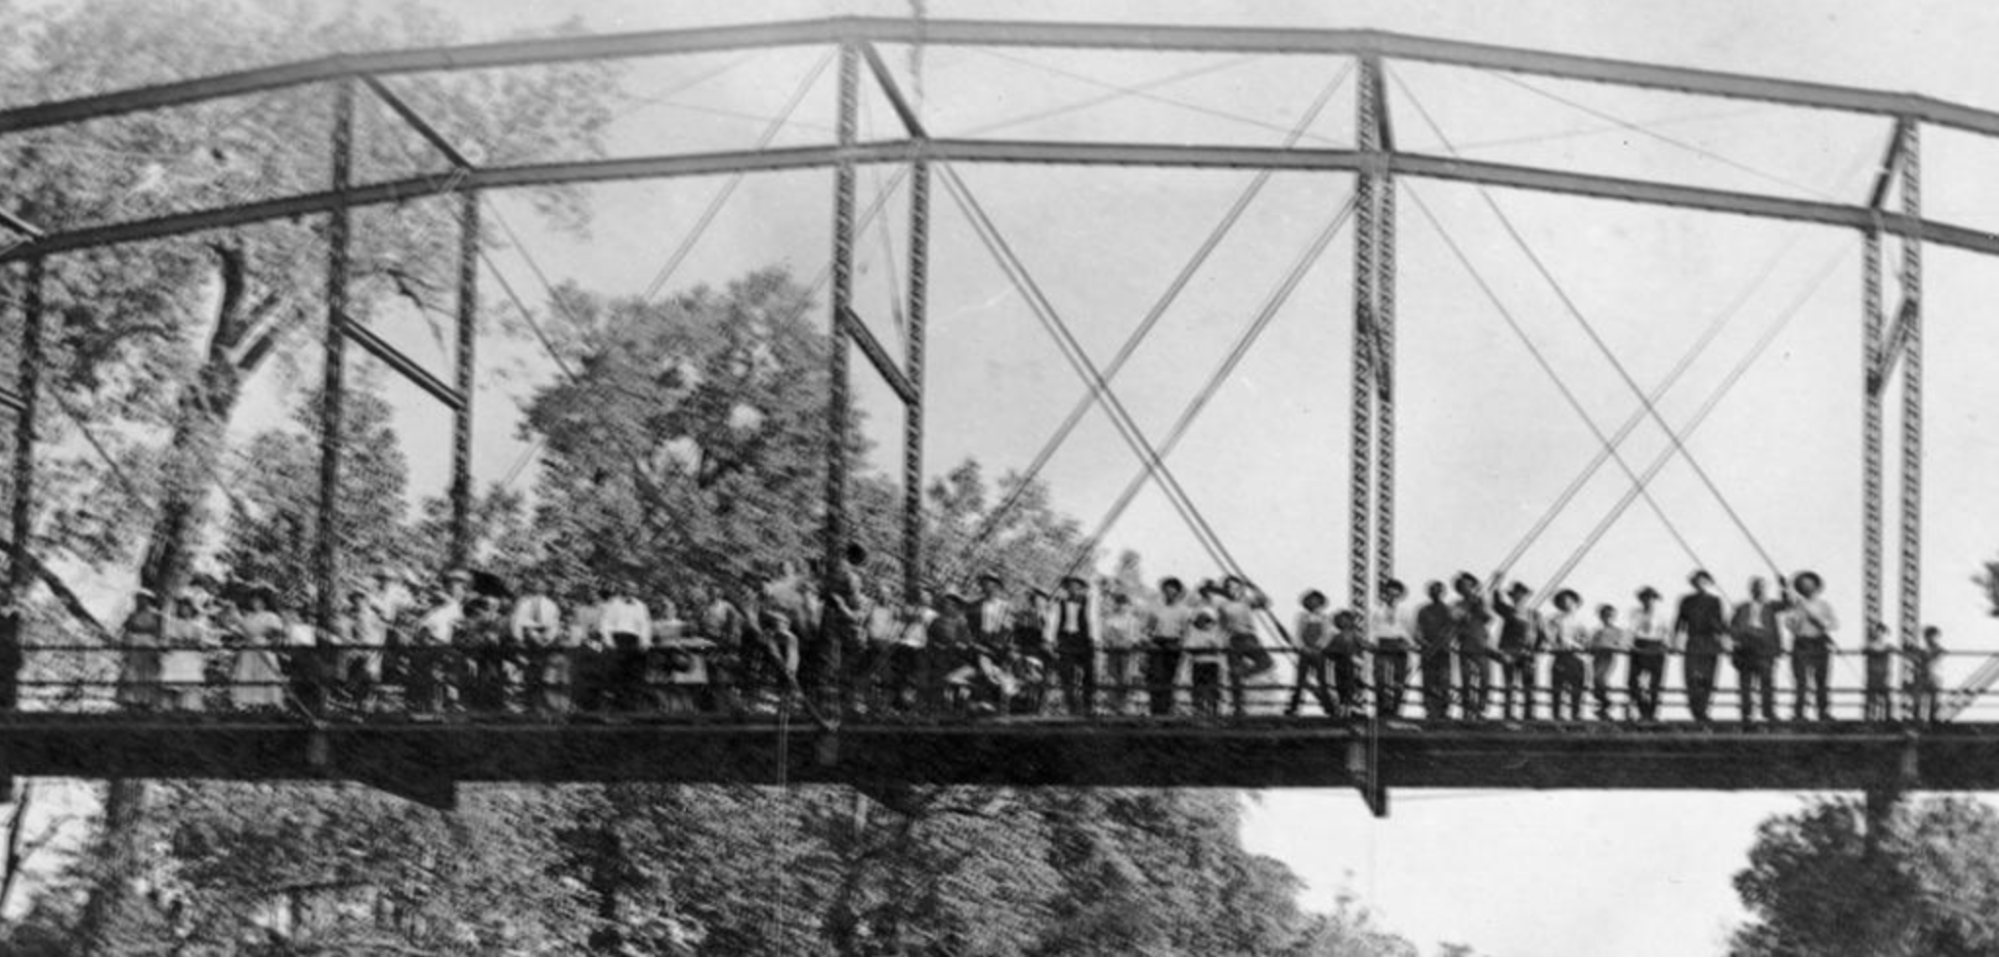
<box><xmin>1784</xmin><ymin>571</ymin><xmax>1838</xmax><ymax>722</ymax></box>
<box><xmin>597</xmin><ymin>580</ymin><xmax>653</xmax><ymax>712</ymax></box>
<box><xmin>1545</xmin><ymin>589</ymin><xmax>1590</xmax><ymax>721</ymax></box>
<box><xmin>1371</xmin><ymin>580</ymin><xmax>1418</xmax><ymax>719</ymax></box>
<box><xmin>1142</xmin><ymin>577</ymin><xmax>1193</xmax><ymax>716</ymax></box>
<box><xmin>1050</xmin><ymin>575</ymin><xmax>1097</xmax><ymax>717</ymax></box>
<box><xmin>511</xmin><ymin>576</ymin><xmax>564</xmax><ymax>714</ymax></box>
<box><xmin>1626</xmin><ymin>586</ymin><xmax>1671</xmax><ymax>721</ymax></box>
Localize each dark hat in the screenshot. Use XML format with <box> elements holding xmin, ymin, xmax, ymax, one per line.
<box><xmin>1453</xmin><ymin>571</ymin><xmax>1480</xmax><ymax>588</ymax></box>
<box><xmin>1637</xmin><ymin>585</ymin><xmax>1661</xmax><ymax>601</ymax></box>
<box><xmin>1198</xmin><ymin>579</ymin><xmax>1226</xmax><ymax>597</ymax></box>
<box><xmin>1301</xmin><ymin>589</ymin><xmax>1328</xmax><ymax>608</ymax></box>
<box><xmin>1688</xmin><ymin>569</ymin><xmax>1714</xmax><ymax>586</ymax></box>
<box><xmin>1794</xmin><ymin>570</ymin><xmax>1823</xmax><ymax>590</ymax></box>
<box><xmin>1383</xmin><ymin>579</ymin><xmax>1407</xmax><ymax>596</ymax></box>
<box><xmin>1507</xmin><ymin>582</ymin><xmax>1532</xmax><ymax>598</ymax></box>
<box><xmin>1159</xmin><ymin>576</ymin><xmax>1185</xmax><ymax>592</ymax></box>
<box><xmin>1060</xmin><ymin>575</ymin><xmax>1088</xmax><ymax>589</ymax></box>
<box><xmin>1554</xmin><ymin>588</ymin><xmax>1581</xmax><ymax>608</ymax></box>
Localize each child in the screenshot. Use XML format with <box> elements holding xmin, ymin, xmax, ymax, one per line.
<box><xmin>1286</xmin><ymin>590</ymin><xmax>1338</xmax><ymax>717</ymax></box>
<box><xmin>1545</xmin><ymin>589</ymin><xmax>1588</xmax><ymax>721</ymax></box>
<box><xmin>1587</xmin><ymin>604</ymin><xmax>1627</xmax><ymax>721</ymax></box>
<box><xmin>1863</xmin><ymin>620</ymin><xmax>1893</xmax><ymax>723</ymax></box>
<box><xmin>1907</xmin><ymin>625</ymin><xmax>1943</xmax><ymax>725</ymax></box>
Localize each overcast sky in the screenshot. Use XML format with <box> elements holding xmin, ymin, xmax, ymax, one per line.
<box><xmin>201</xmin><ymin>0</ymin><xmax>1999</xmax><ymax>953</ymax></box>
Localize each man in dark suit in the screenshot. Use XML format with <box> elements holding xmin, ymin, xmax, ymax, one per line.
<box><xmin>1675</xmin><ymin>569</ymin><xmax>1729</xmax><ymax>723</ymax></box>
<box><xmin>1729</xmin><ymin>576</ymin><xmax>1783</xmax><ymax>725</ymax></box>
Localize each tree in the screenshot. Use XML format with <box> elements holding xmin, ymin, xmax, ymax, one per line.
<box><xmin>1731</xmin><ymin>796</ymin><xmax>1999</xmax><ymax>956</ymax></box>
<box><xmin>0</xmin><ymin>1</ymin><xmax>622</xmax><ymax>948</ymax></box>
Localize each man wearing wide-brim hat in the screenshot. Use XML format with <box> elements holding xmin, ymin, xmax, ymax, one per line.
<box><xmin>1783</xmin><ymin>570</ymin><xmax>1838</xmax><ymax>722</ymax></box>
<box><xmin>1626</xmin><ymin>585</ymin><xmax>1670</xmax><ymax>721</ymax></box>
<box><xmin>1050</xmin><ymin>574</ymin><xmax>1097</xmax><ymax>716</ymax></box>
<box><xmin>1673</xmin><ymin>569</ymin><xmax>1729</xmax><ymax>724</ymax></box>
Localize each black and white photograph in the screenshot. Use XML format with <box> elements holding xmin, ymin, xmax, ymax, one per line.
<box><xmin>0</xmin><ymin>0</ymin><xmax>1992</xmax><ymax>954</ymax></box>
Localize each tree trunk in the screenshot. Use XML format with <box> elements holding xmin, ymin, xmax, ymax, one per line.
<box><xmin>78</xmin><ymin>246</ymin><xmax>282</xmax><ymax>952</ymax></box>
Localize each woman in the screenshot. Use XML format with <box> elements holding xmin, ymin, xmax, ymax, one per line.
<box><xmin>114</xmin><ymin>590</ymin><xmax>165</xmax><ymax>710</ymax></box>
<box><xmin>1184</xmin><ymin>582</ymin><xmax>1227</xmax><ymax>717</ymax></box>
<box><xmin>230</xmin><ymin>586</ymin><xmax>288</xmax><ymax>711</ymax></box>
<box><xmin>159</xmin><ymin>593</ymin><xmax>211</xmax><ymax>712</ymax></box>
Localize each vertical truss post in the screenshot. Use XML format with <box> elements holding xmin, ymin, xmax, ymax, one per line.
<box><xmin>1371</xmin><ymin>58</ymin><xmax>1397</xmax><ymax>593</ymax></box>
<box><xmin>1861</xmin><ymin>220</ymin><xmax>1883</xmax><ymax>649</ymax></box>
<box><xmin>823</xmin><ymin>40</ymin><xmax>860</xmax><ymax>710</ymax></box>
<box><xmin>3</xmin><ymin>257</ymin><xmax>42</xmax><ymax>711</ymax></box>
<box><xmin>1349</xmin><ymin>56</ymin><xmax>1380</xmax><ymax>618</ymax></box>
<box><xmin>902</xmin><ymin>158</ymin><xmax>929</xmax><ymax>604</ymax></box>
<box><xmin>316</xmin><ymin>77</ymin><xmax>354</xmax><ymax>634</ymax></box>
<box><xmin>450</xmin><ymin>191</ymin><xmax>480</xmax><ymax>569</ymax></box>
<box><xmin>1897</xmin><ymin>119</ymin><xmax>1922</xmax><ymax>684</ymax></box>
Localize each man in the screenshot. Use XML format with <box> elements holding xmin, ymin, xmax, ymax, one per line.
<box><xmin>596</xmin><ymin>579</ymin><xmax>653</xmax><ymax>713</ymax></box>
<box><xmin>1051</xmin><ymin>576</ymin><xmax>1097</xmax><ymax>717</ymax></box>
<box><xmin>925</xmin><ymin>592</ymin><xmax>971</xmax><ymax>714</ymax></box>
<box><xmin>1415</xmin><ymin>581</ymin><xmax>1456</xmax><ymax>721</ymax></box>
<box><xmin>1544</xmin><ymin>589</ymin><xmax>1588</xmax><ymax>722</ymax></box>
<box><xmin>1491</xmin><ymin>580</ymin><xmax>1543</xmax><ymax>721</ymax></box>
<box><xmin>509</xmin><ymin>576</ymin><xmax>564</xmax><ymax>714</ymax></box>
<box><xmin>1142</xmin><ymin>577</ymin><xmax>1193</xmax><ymax>717</ymax></box>
<box><xmin>819</xmin><ymin>544</ymin><xmax>869</xmax><ymax>711</ymax></box>
<box><xmin>1219</xmin><ymin>576</ymin><xmax>1273</xmax><ymax>717</ymax></box>
<box><xmin>1908</xmin><ymin>625</ymin><xmax>1943</xmax><ymax>725</ymax></box>
<box><xmin>1863</xmin><ymin>619</ymin><xmax>1894</xmax><ymax>723</ymax></box>
<box><xmin>1729</xmin><ymin>576</ymin><xmax>1784</xmax><ymax>725</ymax></box>
<box><xmin>970</xmin><ymin>573</ymin><xmax>1011</xmax><ymax>665</ymax></box>
<box><xmin>1784</xmin><ymin>570</ymin><xmax>1837</xmax><ymax>722</ymax></box>
<box><xmin>1626</xmin><ymin>586</ymin><xmax>1670</xmax><ymax>722</ymax></box>
<box><xmin>1674</xmin><ymin>570</ymin><xmax>1730</xmax><ymax>724</ymax></box>
<box><xmin>1371</xmin><ymin>580</ymin><xmax>1417</xmax><ymax>719</ymax></box>
<box><xmin>1452</xmin><ymin>573</ymin><xmax>1492</xmax><ymax>720</ymax></box>
<box><xmin>337</xmin><ymin>587</ymin><xmax>387</xmax><ymax>709</ymax></box>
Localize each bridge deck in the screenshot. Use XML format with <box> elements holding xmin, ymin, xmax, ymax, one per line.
<box><xmin>0</xmin><ymin>715</ymin><xmax>1982</xmax><ymax>810</ymax></box>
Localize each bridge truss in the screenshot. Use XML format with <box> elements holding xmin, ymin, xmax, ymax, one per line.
<box><xmin>0</xmin><ymin>17</ymin><xmax>1992</xmax><ymax>813</ymax></box>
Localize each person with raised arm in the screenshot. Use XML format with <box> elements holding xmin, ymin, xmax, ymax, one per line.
<box><xmin>1729</xmin><ymin>576</ymin><xmax>1784</xmax><ymax>726</ymax></box>
<box><xmin>1783</xmin><ymin>571</ymin><xmax>1837</xmax><ymax>722</ymax></box>
<box><xmin>1491</xmin><ymin>580</ymin><xmax>1544</xmax><ymax>722</ymax></box>
<box><xmin>1907</xmin><ymin>625</ymin><xmax>1944</xmax><ymax>725</ymax></box>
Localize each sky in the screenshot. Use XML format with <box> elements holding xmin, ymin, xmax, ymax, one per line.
<box><xmin>41</xmin><ymin>0</ymin><xmax>1999</xmax><ymax>953</ymax></box>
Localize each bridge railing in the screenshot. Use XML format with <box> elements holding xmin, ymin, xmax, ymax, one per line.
<box><xmin>5</xmin><ymin>638</ymin><xmax>1979</xmax><ymax>727</ymax></box>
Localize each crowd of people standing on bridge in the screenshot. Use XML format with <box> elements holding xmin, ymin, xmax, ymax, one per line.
<box><xmin>96</xmin><ymin>548</ymin><xmax>1951</xmax><ymax>725</ymax></box>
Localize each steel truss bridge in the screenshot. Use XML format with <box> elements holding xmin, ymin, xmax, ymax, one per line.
<box><xmin>0</xmin><ymin>16</ymin><xmax>1991</xmax><ymax>814</ymax></box>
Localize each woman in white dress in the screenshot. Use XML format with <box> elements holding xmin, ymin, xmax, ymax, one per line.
<box><xmin>230</xmin><ymin>587</ymin><xmax>287</xmax><ymax>711</ymax></box>
<box><xmin>158</xmin><ymin>593</ymin><xmax>211</xmax><ymax>712</ymax></box>
<box><xmin>114</xmin><ymin>590</ymin><xmax>164</xmax><ymax>710</ymax></box>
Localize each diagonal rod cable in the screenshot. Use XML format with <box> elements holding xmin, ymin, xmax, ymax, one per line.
<box><xmin>1488</xmin><ymin>229</ymin><xmax>1806</xmax><ymax>580</ymax></box>
<box><xmin>1534</xmin><ymin>245</ymin><xmax>1849</xmax><ymax>604</ymax></box>
<box><xmin>638</xmin><ymin>48</ymin><xmax>837</xmax><ymax>305</ymax></box>
<box><xmin>1064</xmin><ymin>193</ymin><xmax>1357</xmax><ymax>579</ymax></box>
<box><xmin>1393</xmin><ymin>66</ymin><xmax>1785</xmax><ymax>581</ymax></box>
<box><xmin>935</xmin><ymin>164</ymin><xmax>1240</xmax><ymax>584</ymax></box>
<box><xmin>1404</xmin><ymin>184</ymin><xmax>1710</xmax><ymax>583</ymax></box>
<box><xmin>944</xmin><ymin>60</ymin><xmax>1355</xmax><ymax>584</ymax></box>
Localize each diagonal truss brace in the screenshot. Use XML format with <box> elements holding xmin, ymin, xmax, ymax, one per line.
<box><xmin>838</xmin><ymin>305</ymin><xmax>916</xmax><ymax>406</ymax></box>
<box><xmin>340</xmin><ymin>318</ymin><xmax>465</xmax><ymax>411</ymax></box>
<box><xmin>1867</xmin><ymin>293</ymin><xmax>1918</xmax><ymax>396</ymax></box>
